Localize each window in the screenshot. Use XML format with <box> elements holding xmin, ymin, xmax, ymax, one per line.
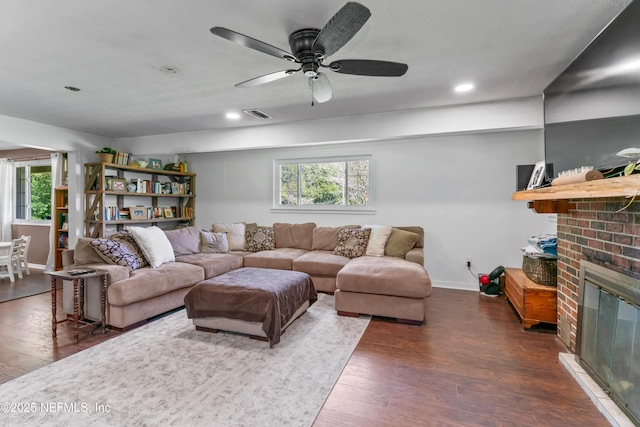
<box><xmin>274</xmin><ymin>156</ymin><xmax>373</xmax><ymax>212</ymax></box>
<box><xmin>15</xmin><ymin>159</ymin><xmax>52</xmax><ymax>222</ymax></box>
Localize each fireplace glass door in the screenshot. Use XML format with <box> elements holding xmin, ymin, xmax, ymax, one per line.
<box><xmin>578</xmin><ymin>261</ymin><xmax>640</xmax><ymax>425</ymax></box>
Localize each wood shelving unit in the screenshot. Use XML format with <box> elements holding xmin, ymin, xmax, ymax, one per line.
<box><xmin>53</xmin><ymin>186</ymin><xmax>69</xmax><ymax>270</ymax></box>
<box><xmin>85</xmin><ymin>162</ymin><xmax>196</xmax><ymax>238</ymax></box>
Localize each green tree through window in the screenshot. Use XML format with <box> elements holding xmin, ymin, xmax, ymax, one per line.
<box><xmin>15</xmin><ymin>163</ymin><xmax>52</xmax><ymax>221</ymax></box>
<box><xmin>278</xmin><ymin>157</ymin><xmax>370</xmax><ymax>208</ymax></box>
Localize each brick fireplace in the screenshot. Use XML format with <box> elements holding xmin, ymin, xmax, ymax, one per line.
<box><xmin>556</xmin><ymin>197</ymin><xmax>640</xmax><ymax>351</ymax></box>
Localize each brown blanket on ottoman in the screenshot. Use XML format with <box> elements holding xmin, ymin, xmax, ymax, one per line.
<box><xmin>184</xmin><ymin>267</ymin><xmax>317</xmax><ymax>346</ymax></box>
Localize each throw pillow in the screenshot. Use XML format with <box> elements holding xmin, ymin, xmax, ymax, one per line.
<box><xmin>109</xmin><ymin>230</ymin><xmax>149</xmax><ymax>267</ymax></box>
<box><xmin>200</xmin><ymin>230</ymin><xmax>229</xmax><ymax>253</ymax></box>
<box><xmin>363</xmin><ymin>224</ymin><xmax>393</xmax><ymax>257</ymax></box>
<box><xmin>245</xmin><ymin>227</ymin><xmax>275</xmax><ymax>252</ymax></box>
<box><xmin>128</xmin><ymin>226</ymin><xmax>175</xmax><ymax>268</ymax></box>
<box><xmin>385</xmin><ymin>228</ymin><xmax>420</xmax><ymax>258</ymax></box>
<box><xmin>311</xmin><ymin>225</ymin><xmax>360</xmax><ymax>251</ymax></box>
<box><xmin>164</xmin><ymin>225</ymin><xmax>201</xmax><ymax>256</ymax></box>
<box><xmin>212</xmin><ymin>223</ymin><xmax>246</xmax><ymax>251</ymax></box>
<box><xmin>90</xmin><ymin>237</ymin><xmax>143</xmax><ymax>271</ymax></box>
<box><xmin>333</xmin><ymin>228</ymin><xmax>371</xmax><ymax>259</ymax></box>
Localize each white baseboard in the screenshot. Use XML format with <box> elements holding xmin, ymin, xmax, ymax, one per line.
<box><xmin>28</xmin><ymin>263</ymin><xmax>46</xmax><ymax>270</ymax></box>
<box><xmin>432</xmin><ymin>281</ymin><xmax>478</xmax><ymax>292</ymax></box>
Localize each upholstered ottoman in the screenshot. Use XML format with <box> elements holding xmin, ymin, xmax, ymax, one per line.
<box><xmin>184</xmin><ymin>267</ymin><xmax>317</xmax><ymax>346</ymax></box>
<box><xmin>335</xmin><ymin>256</ymin><xmax>432</xmax><ymax>324</ymax></box>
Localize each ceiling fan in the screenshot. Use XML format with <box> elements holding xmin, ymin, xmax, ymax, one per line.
<box><xmin>210</xmin><ymin>2</ymin><xmax>408</xmax><ymax>104</ymax></box>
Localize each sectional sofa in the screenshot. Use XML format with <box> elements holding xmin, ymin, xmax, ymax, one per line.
<box><xmin>62</xmin><ymin>222</ymin><xmax>432</xmax><ymax>329</ymax></box>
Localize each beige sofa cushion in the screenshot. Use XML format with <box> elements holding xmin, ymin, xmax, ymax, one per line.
<box><xmin>292</xmin><ymin>250</ymin><xmax>351</xmax><ymax>277</ymax></box>
<box><xmin>74</xmin><ymin>238</ymin><xmax>106</xmax><ymax>265</ymax></box>
<box><xmin>243</xmin><ymin>248</ymin><xmax>308</xmax><ymax>270</ymax></box>
<box><xmin>337</xmin><ymin>256</ymin><xmax>432</xmax><ymax>299</ymax></box>
<box><xmin>175</xmin><ymin>253</ymin><xmax>243</xmax><ymax>280</ymax></box>
<box><xmin>108</xmin><ymin>262</ymin><xmax>204</xmax><ymax>306</ymax></box>
<box><xmin>274</xmin><ymin>223</ymin><xmax>316</xmax><ymax>250</ymax></box>
<box><xmin>311</xmin><ymin>225</ymin><xmax>360</xmax><ymax>251</ymax></box>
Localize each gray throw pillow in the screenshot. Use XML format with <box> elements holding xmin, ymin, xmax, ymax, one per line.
<box><xmin>200</xmin><ymin>230</ymin><xmax>229</xmax><ymax>253</ymax></box>
<box><xmin>164</xmin><ymin>225</ymin><xmax>201</xmax><ymax>256</ymax></box>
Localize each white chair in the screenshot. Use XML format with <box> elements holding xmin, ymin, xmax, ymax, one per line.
<box><xmin>0</xmin><ymin>238</ymin><xmax>23</xmax><ymax>282</ymax></box>
<box><xmin>18</xmin><ymin>235</ymin><xmax>31</xmax><ymax>276</ymax></box>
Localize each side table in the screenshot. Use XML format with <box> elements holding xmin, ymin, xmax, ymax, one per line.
<box><xmin>48</xmin><ymin>269</ymin><xmax>109</xmax><ymax>344</ymax></box>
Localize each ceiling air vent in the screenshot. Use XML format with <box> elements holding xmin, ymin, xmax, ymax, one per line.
<box><xmin>243</xmin><ymin>109</ymin><xmax>272</xmax><ymax>120</ymax></box>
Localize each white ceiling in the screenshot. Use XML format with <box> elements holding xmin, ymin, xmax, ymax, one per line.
<box><xmin>0</xmin><ymin>0</ymin><xmax>632</xmax><ymax>141</ymax></box>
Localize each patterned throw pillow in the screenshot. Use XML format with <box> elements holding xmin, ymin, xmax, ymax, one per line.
<box><xmin>109</xmin><ymin>230</ymin><xmax>148</xmax><ymax>267</ymax></box>
<box><xmin>90</xmin><ymin>232</ymin><xmax>145</xmax><ymax>271</ymax></box>
<box><xmin>245</xmin><ymin>227</ymin><xmax>275</xmax><ymax>252</ymax></box>
<box><xmin>333</xmin><ymin>228</ymin><xmax>372</xmax><ymax>259</ymax></box>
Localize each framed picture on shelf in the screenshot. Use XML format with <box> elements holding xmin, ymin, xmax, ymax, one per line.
<box><xmin>149</xmin><ymin>158</ymin><xmax>163</xmax><ymax>170</ymax></box>
<box><xmin>163</xmin><ymin>207</ymin><xmax>174</xmax><ymax>218</ymax></box>
<box><xmin>130</xmin><ymin>207</ymin><xmax>147</xmax><ymax>220</ymax></box>
<box><xmin>526</xmin><ymin>160</ymin><xmax>546</xmax><ymax>190</ymax></box>
<box><xmin>111</xmin><ymin>178</ymin><xmax>127</xmax><ymax>191</ymax></box>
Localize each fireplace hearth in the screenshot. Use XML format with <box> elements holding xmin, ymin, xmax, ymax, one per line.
<box><xmin>577</xmin><ymin>260</ymin><xmax>640</xmax><ymax>425</ymax></box>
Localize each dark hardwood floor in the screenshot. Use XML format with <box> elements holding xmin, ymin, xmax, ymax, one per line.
<box><xmin>0</xmin><ymin>275</ymin><xmax>607</xmax><ymax>426</ymax></box>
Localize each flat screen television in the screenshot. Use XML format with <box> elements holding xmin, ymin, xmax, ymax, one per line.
<box><xmin>544</xmin><ymin>0</ymin><xmax>640</xmax><ymax>178</ymax></box>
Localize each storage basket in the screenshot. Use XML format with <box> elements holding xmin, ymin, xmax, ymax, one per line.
<box><xmin>522</xmin><ymin>255</ymin><xmax>557</xmax><ymax>286</ymax></box>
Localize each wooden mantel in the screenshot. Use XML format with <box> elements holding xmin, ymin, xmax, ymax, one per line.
<box><xmin>513</xmin><ymin>174</ymin><xmax>640</xmax><ymax>201</ymax></box>
<box><xmin>512</xmin><ymin>174</ymin><xmax>640</xmax><ymax>213</ymax></box>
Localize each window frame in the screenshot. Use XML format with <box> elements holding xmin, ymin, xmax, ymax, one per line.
<box><xmin>272</xmin><ymin>155</ymin><xmax>375</xmax><ymax>213</ymax></box>
<box><xmin>13</xmin><ymin>158</ymin><xmax>53</xmax><ymax>225</ymax></box>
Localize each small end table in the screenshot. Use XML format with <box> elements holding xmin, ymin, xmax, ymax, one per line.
<box><xmin>48</xmin><ymin>269</ymin><xmax>109</xmax><ymax>344</ymax></box>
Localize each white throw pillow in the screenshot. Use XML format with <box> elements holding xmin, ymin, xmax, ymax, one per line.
<box><xmin>363</xmin><ymin>224</ymin><xmax>393</xmax><ymax>256</ymax></box>
<box><xmin>212</xmin><ymin>223</ymin><xmax>246</xmax><ymax>251</ymax></box>
<box><xmin>128</xmin><ymin>226</ymin><xmax>176</xmax><ymax>268</ymax></box>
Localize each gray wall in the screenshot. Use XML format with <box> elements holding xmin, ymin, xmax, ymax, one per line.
<box><xmin>11</xmin><ymin>223</ymin><xmax>49</xmax><ymax>266</ymax></box>
<box><xmin>189</xmin><ymin>129</ymin><xmax>553</xmax><ymax>291</ymax></box>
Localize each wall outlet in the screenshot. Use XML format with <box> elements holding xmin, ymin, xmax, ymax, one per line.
<box><xmin>466</xmin><ymin>256</ymin><xmax>472</xmax><ymax>267</ymax></box>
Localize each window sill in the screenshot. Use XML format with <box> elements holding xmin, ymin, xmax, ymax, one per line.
<box><xmin>271</xmin><ymin>207</ymin><xmax>376</xmax><ymax>215</ymax></box>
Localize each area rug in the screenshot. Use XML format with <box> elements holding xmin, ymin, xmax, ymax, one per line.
<box><xmin>0</xmin><ymin>293</ymin><xmax>369</xmax><ymax>426</ymax></box>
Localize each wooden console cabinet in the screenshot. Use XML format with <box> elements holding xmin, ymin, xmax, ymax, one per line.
<box><xmin>504</xmin><ymin>268</ymin><xmax>557</xmax><ymax>329</ymax></box>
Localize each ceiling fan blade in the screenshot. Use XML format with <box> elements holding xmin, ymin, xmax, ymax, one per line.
<box><xmin>312</xmin><ymin>2</ymin><xmax>371</xmax><ymax>58</ymax></box>
<box><xmin>210</xmin><ymin>27</ymin><xmax>296</xmax><ymax>61</ymax></box>
<box><xmin>236</xmin><ymin>69</ymin><xmax>300</xmax><ymax>88</ymax></box>
<box><xmin>309</xmin><ymin>73</ymin><xmax>332</xmax><ymax>103</ymax></box>
<box><xmin>329</xmin><ymin>60</ymin><xmax>408</xmax><ymax>76</ymax></box>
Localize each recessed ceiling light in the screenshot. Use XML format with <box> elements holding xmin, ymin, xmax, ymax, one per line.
<box><xmin>64</xmin><ymin>86</ymin><xmax>81</xmax><ymax>92</ymax></box>
<box><xmin>454</xmin><ymin>83</ymin><xmax>474</xmax><ymax>93</ymax></box>
<box><xmin>225</xmin><ymin>112</ymin><xmax>241</xmax><ymax>120</ymax></box>
<box><xmin>160</xmin><ymin>66</ymin><xmax>179</xmax><ymax>74</ymax></box>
